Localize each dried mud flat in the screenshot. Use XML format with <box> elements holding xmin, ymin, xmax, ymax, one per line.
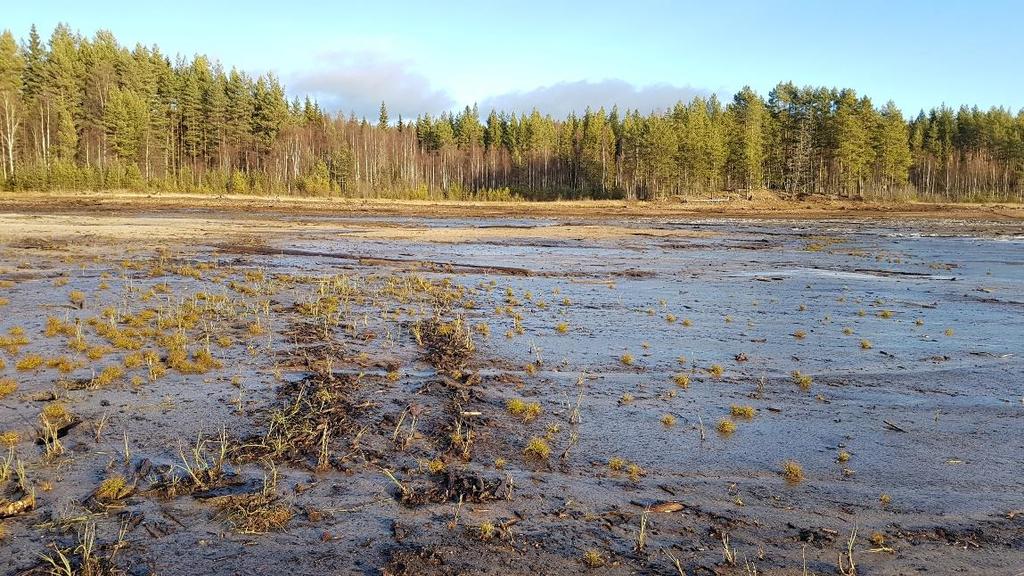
<box><xmin>0</xmin><ymin>205</ymin><xmax>1022</xmax><ymax>576</ymax></box>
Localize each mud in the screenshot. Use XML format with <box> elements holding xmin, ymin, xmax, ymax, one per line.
<box><xmin>0</xmin><ymin>205</ymin><xmax>1022</xmax><ymax>575</ymax></box>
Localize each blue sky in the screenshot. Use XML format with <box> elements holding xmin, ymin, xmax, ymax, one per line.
<box><xmin>7</xmin><ymin>0</ymin><xmax>1023</xmax><ymax>118</ymax></box>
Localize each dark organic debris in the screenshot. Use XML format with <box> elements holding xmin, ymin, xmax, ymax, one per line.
<box><xmin>399</xmin><ymin>470</ymin><xmax>505</xmax><ymax>506</ymax></box>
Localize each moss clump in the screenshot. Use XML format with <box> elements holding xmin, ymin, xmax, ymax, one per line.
<box><xmin>523</xmin><ymin>436</ymin><xmax>551</xmax><ymax>459</ymax></box>
<box><xmin>716</xmin><ymin>418</ymin><xmax>736</xmax><ymax>435</ymax></box>
<box><xmin>729</xmin><ymin>405</ymin><xmax>756</xmax><ymax>419</ymax></box>
<box><xmin>791</xmin><ymin>370</ymin><xmax>813</xmax><ymax>390</ymax></box>
<box><xmin>506</xmin><ymin>398</ymin><xmax>542</xmax><ymax>422</ymax></box>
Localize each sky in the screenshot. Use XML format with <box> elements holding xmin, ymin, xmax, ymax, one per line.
<box><xmin>7</xmin><ymin>0</ymin><xmax>1024</xmax><ymax>119</ymax></box>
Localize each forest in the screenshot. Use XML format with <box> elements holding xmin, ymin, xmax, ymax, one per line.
<box><xmin>1</xmin><ymin>24</ymin><xmax>1022</xmax><ymax>202</ymax></box>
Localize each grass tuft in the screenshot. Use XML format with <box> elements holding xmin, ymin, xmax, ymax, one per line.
<box><xmin>0</xmin><ymin>378</ymin><xmax>16</xmax><ymax>399</ymax></box>
<box><xmin>716</xmin><ymin>418</ymin><xmax>736</xmax><ymax>435</ymax></box>
<box><xmin>791</xmin><ymin>370</ymin><xmax>813</xmax><ymax>390</ymax></box>
<box><xmin>523</xmin><ymin>436</ymin><xmax>551</xmax><ymax>459</ymax></box>
<box><xmin>729</xmin><ymin>405</ymin><xmax>756</xmax><ymax>419</ymax></box>
<box><xmin>781</xmin><ymin>459</ymin><xmax>804</xmax><ymax>483</ymax></box>
<box><xmin>506</xmin><ymin>398</ymin><xmax>542</xmax><ymax>422</ymax></box>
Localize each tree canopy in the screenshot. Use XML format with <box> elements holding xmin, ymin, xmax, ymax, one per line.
<box><xmin>0</xmin><ymin>24</ymin><xmax>1021</xmax><ymax>202</ymax></box>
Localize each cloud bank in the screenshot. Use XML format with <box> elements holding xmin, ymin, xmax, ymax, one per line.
<box><xmin>290</xmin><ymin>50</ymin><xmax>454</xmax><ymax>119</ymax></box>
<box><xmin>292</xmin><ymin>51</ymin><xmax>716</xmax><ymax>120</ymax></box>
<box><xmin>478</xmin><ymin>79</ymin><xmax>714</xmax><ymax>117</ymax></box>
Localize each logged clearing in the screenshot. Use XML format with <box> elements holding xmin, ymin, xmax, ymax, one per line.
<box><xmin>0</xmin><ymin>199</ymin><xmax>1022</xmax><ymax>575</ymax></box>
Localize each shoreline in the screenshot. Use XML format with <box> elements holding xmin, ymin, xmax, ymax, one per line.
<box><xmin>1</xmin><ymin>190</ymin><xmax>1022</xmax><ymax>221</ymax></box>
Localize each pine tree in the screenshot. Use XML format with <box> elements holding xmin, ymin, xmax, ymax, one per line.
<box><xmin>833</xmin><ymin>90</ymin><xmax>875</xmax><ymax>198</ymax></box>
<box><xmin>872</xmin><ymin>101</ymin><xmax>912</xmax><ymax>194</ymax></box>
<box><xmin>726</xmin><ymin>86</ymin><xmax>766</xmax><ymax>191</ymax></box>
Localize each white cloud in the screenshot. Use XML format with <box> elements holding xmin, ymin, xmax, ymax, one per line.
<box><xmin>290</xmin><ymin>50</ymin><xmax>454</xmax><ymax>119</ymax></box>
<box><xmin>478</xmin><ymin>79</ymin><xmax>714</xmax><ymax>117</ymax></box>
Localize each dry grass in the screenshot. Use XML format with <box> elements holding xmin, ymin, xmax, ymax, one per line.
<box><xmin>672</xmin><ymin>373</ymin><xmax>690</xmax><ymax>388</ymax></box>
<box><xmin>213</xmin><ymin>489</ymin><xmax>293</xmax><ymax>534</ymax></box>
<box><xmin>0</xmin><ymin>431</ymin><xmax>20</xmax><ymax>447</ymax></box>
<box><xmin>91</xmin><ymin>365</ymin><xmax>125</xmax><ymax>388</ymax></box>
<box><xmin>582</xmin><ymin>548</ymin><xmax>605</xmax><ymax>567</ymax></box>
<box><xmin>0</xmin><ymin>378</ymin><xmax>16</xmax><ymax>399</ymax></box>
<box><xmin>781</xmin><ymin>459</ymin><xmax>805</xmax><ymax>483</ymax></box>
<box><xmin>15</xmin><ymin>354</ymin><xmax>44</xmax><ymax>371</ymax></box>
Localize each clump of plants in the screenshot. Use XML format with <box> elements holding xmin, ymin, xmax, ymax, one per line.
<box><xmin>626</xmin><ymin>463</ymin><xmax>644</xmax><ymax>483</ymax></box>
<box><xmin>0</xmin><ymin>430</ymin><xmax>19</xmax><ymax>447</ymax></box>
<box><xmin>791</xmin><ymin>370</ymin><xmax>813</xmax><ymax>390</ymax></box>
<box><xmin>91</xmin><ymin>365</ymin><xmax>125</xmax><ymax>388</ymax></box>
<box><xmin>506</xmin><ymin>398</ymin><xmax>542</xmax><ymax>422</ymax></box>
<box><xmin>672</xmin><ymin>373</ymin><xmax>690</xmax><ymax>388</ymax></box>
<box><xmin>582</xmin><ymin>549</ymin><xmax>605</xmax><ymax>568</ymax></box>
<box><xmin>707</xmin><ymin>364</ymin><xmax>724</xmax><ymax>378</ymax></box>
<box><xmin>212</xmin><ymin>484</ymin><xmax>293</xmax><ymax>534</ymax></box>
<box><xmin>781</xmin><ymin>459</ymin><xmax>804</xmax><ymax>483</ymax></box>
<box><xmin>15</xmin><ymin>354</ymin><xmax>44</xmax><ymax>371</ymax></box>
<box><xmin>95</xmin><ymin>474</ymin><xmax>134</xmax><ymax>504</ymax></box>
<box><xmin>0</xmin><ymin>378</ymin><xmax>16</xmax><ymax>400</ymax></box>
<box><xmin>523</xmin><ymin>436</ymin><xmax>551</xmax><ymax>460</ymax></box>
<box><xmin>476</xmin><ymin>521</ymin><xmax>497</xmax><ymax>541</ymax></box>
<box><xmin>69</xmin><ymin>290</ymin><xmax>86</xmax><ymax>307</ymax></box>
<box><xmin>729</xmin><ymin>405</ymin><xmax>756</xmax><ymax>419</ymax></box>
<box><xmin>716</xmin><ymin>418</ymin><xmax>736</xmax><ymax>435</ymax></box>
<box><xmin>415</xmin><ymin>316</ymin><xmax>475</xmax><ymax>378</ymax></box>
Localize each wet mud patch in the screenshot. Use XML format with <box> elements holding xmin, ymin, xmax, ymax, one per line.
<box><xmin>0</xmin><ymin>209</ymin><xmax>1022</xmax><ymax>575</ymax></box>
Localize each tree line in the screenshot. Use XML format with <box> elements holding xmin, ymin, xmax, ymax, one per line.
<box><xmin>0</xmin><ymin>25</ymin><xmax>1022</xmax><ymax>202</ymax></box>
